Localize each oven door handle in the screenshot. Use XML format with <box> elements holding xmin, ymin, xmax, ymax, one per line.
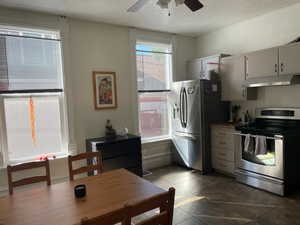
<box><xmin>232</xmin><ymin>133</ymin><xmax>283</xmax><ymax>140</ymax></box>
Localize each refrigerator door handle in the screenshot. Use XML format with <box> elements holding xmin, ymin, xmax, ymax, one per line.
<box><xmin>181</xmin><ymin>87</ymin><xmax>184</xmax><ymax>127</ymax></box>
<box><xmin>179</xmin><ymin>87</ymin><xmax>184</xmax><ymax>128</ymax></box>
<box><xmin>183</xmin><ymin>87</ymin><xmax>188</xmax><ymax>128</ymax></box>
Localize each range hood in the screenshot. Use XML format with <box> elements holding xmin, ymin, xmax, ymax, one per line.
<box><xmin>243</xmin><ymin>74</ymin><xmax>300</xmax><ymax>88</ymax></box>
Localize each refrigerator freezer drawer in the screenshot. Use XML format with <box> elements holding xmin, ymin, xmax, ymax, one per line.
<box><xmin>172</xmin><ymin>133</ymin><xmax>203</xmax><ymax>171</ymax></box>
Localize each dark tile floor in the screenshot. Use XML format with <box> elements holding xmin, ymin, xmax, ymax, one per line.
<box><xmin>143</xmin><ymin>165</ymin><xmax>300</xmax><ymax>225</ymax></box>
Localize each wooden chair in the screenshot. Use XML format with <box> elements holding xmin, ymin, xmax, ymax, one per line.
<box><xmin>81</xmin><ymin>206</ymin><xmax>128</xmax><ymax>225</ymax></box>
<box><xmin>7</xmin><ymin>159</ymin><xmax>51</xmax><ymax>195</ymax></box>
<box><xmin>68</xmin><ymin>152</ymin><xmax>103</xmax><ymax>181</ymax></box>
<box><xmin>126</xmin><ymin>187</ymin><xmax>175</xmax><ymax>225</ymax></box>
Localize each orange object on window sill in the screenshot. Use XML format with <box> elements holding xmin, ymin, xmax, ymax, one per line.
<box><xmin>35</xmin><ymin>154</ymin><xmax>56</xmax><ymax>161</ymax></box>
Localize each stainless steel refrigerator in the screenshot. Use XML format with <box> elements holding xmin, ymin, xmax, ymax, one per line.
<box><xmin>170</xmin><ymin>77</ymin><xmax>229</xmax><ymax>173</ymax></box>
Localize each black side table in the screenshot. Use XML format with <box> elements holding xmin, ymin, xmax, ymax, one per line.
<box><xmin>86</xmin><ymin>134</ymin><xmax>143</xmax><ymax>176</ymax></box>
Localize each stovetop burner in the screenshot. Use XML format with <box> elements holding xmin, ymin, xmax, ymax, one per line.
<box><xmin>235</xmin><ymin>120</ymin><xmax>300</xmax><ymax>136</ymax></box>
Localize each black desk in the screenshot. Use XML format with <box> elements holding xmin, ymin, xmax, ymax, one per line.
<box><xmin>86</xmin><ymin>134</ymin><xmax>143</xmax><ymax>176</ymax></box>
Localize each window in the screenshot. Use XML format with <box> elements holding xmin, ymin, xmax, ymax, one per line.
<box><xmin>4</xmin><ymin>95</ymin><xmax>66</xmax><ymax>162</ymax></box>
<box><xmin>136</xmin><ymin>41</ymin><xmax>172</xmax><ymax>140</ymax></box>
<box><xmin>0</xmin><ymin>26</ymin><xmax>67</xmax><ymax>165</ymax></box>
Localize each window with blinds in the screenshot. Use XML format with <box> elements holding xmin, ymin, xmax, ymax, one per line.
<box><xmin>0</xmin><ymin>26</ymin><xmax>67</xmax><ymax>165</ymax></box>
<box><xmin>0</xmin><ymin>27</ymin><xmax>63</xmax><ymax>93</ymax></box>
<box><xmin>136</xmin><ymin>41</ymin><xmax>172</xmax><ymax>140</ymax></box>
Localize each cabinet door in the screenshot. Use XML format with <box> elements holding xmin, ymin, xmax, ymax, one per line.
<box><xmin>279</xmin><ymin>42</ymin><xmax>300</xmax><ymax>75</ymax></box>
<box><xmin>220</xmin><ymin>55</ymin><xmax>246</xmax><ymax>101</ymax></box>
<box><xmin>245</xmin><ymin>47</ymin><xmax>278</xmax><ymax>79</ymax></box>
<box><xmin>187</xmin><ymin>59</ymin><xmax>202</xmax><ymax>80</ymax></box>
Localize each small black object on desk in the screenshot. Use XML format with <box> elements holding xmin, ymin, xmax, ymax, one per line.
<box><xmin>86</xmin><ymin>134</ymin><xmax>142</xmax><ymax>177</ymax></box>
<box><xmin>74</xmin><ymin>184</ymin><xmax>86</xmax><ymax>198</ymax></box>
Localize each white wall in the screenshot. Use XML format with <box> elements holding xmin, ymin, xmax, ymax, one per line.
<box><xmin>174</xmin><ymin>35</ymin><xmax>197</xmax><ymax>81</ymax></box>
<box><xmin>196</xmin><ymin>3</ymin><xmax>300</xmax><ymax>116</ymax></box>
<box><xmin>0</xmin><ymin>7</ymin><xmax>196</xmax><ymax>192</ymax></box>
<box><xmin>69</xmin><ymin>19</ymin><xmax>134</xmax><ymax>151</ymax></box>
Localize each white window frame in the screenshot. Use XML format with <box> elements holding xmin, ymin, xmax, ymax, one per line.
<box><xmin>0</xmin><ymin>92</ymin><xmax>69</xmax><ymax>165</ymax></box>
<box><xmin>0</xmin><ymin>25</ymin><xmax>69</xmax><ymax>167</ymax></box>
<box><xmin>135</xmin><ymin>41</ymin><xmax>173</xmax><ymax>142</ymax></box>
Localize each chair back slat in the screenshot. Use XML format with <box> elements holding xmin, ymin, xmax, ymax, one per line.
<box><xmin>72</xmin><ymin>165</ymin><xmax>102</xmax><ymax>176</ymax></box>
<box><xmin>127</xmin><ymin>187</ymin><xmax>175</xmax><ymax>225</ymax></box>
<box><xmin>9</xmin><ymin>161</ymin><xmax>48</xmax><ymax>172</ymax></box>
<box><xmin>81</xmin><ymin>206</ymin><xmax>127</xmax><ymax>225</ymax></box>
<box><xmin>71</xmin><ymin>152</ymin><xmax>100</xmax><ymax>161</ymax></box>
<box><xmin>7</xmin><ymin>159</ymin><xmax>51</xmax><ymax>195</ymax></box>
<box><xmin>68</xmin><ymin>152</ymin><xmax>103</xmax><ymax>181</ymax></box>
<box><xmin>129</xmin><ymin>192</ymin><xmax>169</xmax><ymax>217</ymax></box>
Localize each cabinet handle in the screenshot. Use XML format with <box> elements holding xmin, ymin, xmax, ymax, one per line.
<box><xmin>245</xmin><ymin>56</ymin><xmax>248</xmax><ymax>78</ymax></box>
<box><xmin>275</xmin><ymin>64</ymin><xmax>278</xmax><ymax>73</ymax></box>
<box><xmin>280</xmin><ymin>63</ymin><xmax>284</xmax><ymax>73</ymax></box>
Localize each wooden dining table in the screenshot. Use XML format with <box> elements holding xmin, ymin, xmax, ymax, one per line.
<box><xmin>0</xmin><ymin>169</ymin><xmax>165</xmax><ymax>225</ymax></box>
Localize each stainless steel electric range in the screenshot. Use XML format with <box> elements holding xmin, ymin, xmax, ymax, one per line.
<box><xmin>234</xmin><ymin>108</ymin><xmax>300</xmax><ymax>196</ymax></box>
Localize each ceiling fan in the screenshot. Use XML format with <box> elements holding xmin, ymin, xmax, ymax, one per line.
<box><xmin>127</xmin><ymin>0</ymin><xmax>204</xmax><ymax>13</ymax></box>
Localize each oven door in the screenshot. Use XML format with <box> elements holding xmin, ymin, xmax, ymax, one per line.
<box><xmin>234</xmin><ymin>133</ymin><xmax>284</xmax><ymax>180</ymax></box>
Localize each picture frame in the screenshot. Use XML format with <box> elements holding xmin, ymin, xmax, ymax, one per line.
<box><xmin>92</xmin><ymin>71</ymin><xmax>117</xmax><ymax>110</ymax></box>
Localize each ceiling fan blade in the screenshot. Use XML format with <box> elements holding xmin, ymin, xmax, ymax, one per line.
<box><xmin>127</xmin><ymin>0</ymin><xmax>151</xmax><ymax>12</ymax></box>
<box><xmin>184</xmin><ymin>0</ymin><xmax>203</xmax><ymax>12</ymax></box>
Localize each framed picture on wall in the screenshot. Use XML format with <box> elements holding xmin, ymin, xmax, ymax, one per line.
<box><xmin>92</xmin><ymin>71</ymin><xmax>117</xmax><ymax>110</ymax></box>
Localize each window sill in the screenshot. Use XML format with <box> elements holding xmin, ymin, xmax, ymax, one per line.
<box><xmin>142</xmin><ymin>136</ymin><xmax>171</xmax><ymax>144</ymax></box>
<box><xmin>0</xmin><ymin>153</ymin><xmax>70</xmax><ymax>169</ymax></box>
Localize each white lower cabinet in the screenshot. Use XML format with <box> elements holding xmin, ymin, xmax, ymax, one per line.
<box><xmin>211</xmin><ymin>124</ymin><xmax>236</xmax><ymax>176</ymax></box>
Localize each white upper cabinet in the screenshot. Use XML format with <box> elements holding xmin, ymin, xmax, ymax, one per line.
<box><xmin>187</xmin><ymin>59</ymin><xmax>202</xmax><ymax>80</ymax></box>
<box><xmin>245</xmin><ymin>47</ymin><xmax>279</xmax><ymax>79</ymax></box>
<box><xmin>279</xmin><ymin>42</ymin><xmax>300</xmax><ymax>75</ymax></box>
<box><xmin>220</xmin><ymin>55</ymin><xmax>256</xmax><ymax>101</ymax></box>
<box><xmin>221</xmin><ymin>55</ymin><xmax>244</xmax><ymax>101</ymax></box>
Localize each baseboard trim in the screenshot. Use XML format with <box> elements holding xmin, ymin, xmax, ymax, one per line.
<box><xmin>142</xmin><ymin>152</ymin><xmax>171</xmax><ymax>160</ymax></box>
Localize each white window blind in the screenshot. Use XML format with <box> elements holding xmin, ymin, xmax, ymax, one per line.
<box><xmin>0</xmin><ymin>28</ymin><xmax>63</xmax><ymax>93</ymax></box>
<box><xmin>4</xmin><ymin>95</ymin><xmax>64</xmax><ymax>163</ymax></box>
<box><xmin>0</xmin><ymin>26</ymin><xmax>68</xmax><ymax>166</ymax></box>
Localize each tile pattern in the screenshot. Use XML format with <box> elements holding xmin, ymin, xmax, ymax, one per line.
<box><xmin>142</xmin><ymin>166</ymin><xmax>300</xmax><ymax>225</ymax></box>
